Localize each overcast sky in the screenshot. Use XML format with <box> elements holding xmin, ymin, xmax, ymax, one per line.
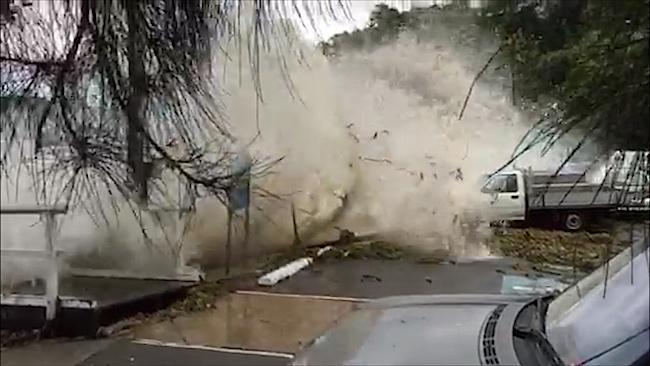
<box><xmin>293</xmin><ymin>0</ymin><xmax>489</xmax><ymax>42</ymax></box>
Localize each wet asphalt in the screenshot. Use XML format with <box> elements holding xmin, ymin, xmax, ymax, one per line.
<box><xmin>1</xmin><ymin>256</ymin><xmax>539</xmax><ymax>366</ymax></box>
<box><xmin>256</xmin><ymin>256</ymin><xmax>530</xmax><ymax>299</ymax></box>
<box><xmin>1</xmin><ymin>338</ymin><xmax>291</xmax><ymax>366</ymax></box>
<box><xmin>77</xmin><ymin>258</ymin><xmax>532</xmax><ymax>365</ymax></box>
<box><xmin>78</xmin><ymin>340</ymin><xmax>290</xmax><ymax>366</ymax></box>
<box><xmin>131</xmin><ymin>292</ymin><xmax>358</xmax><ymax>354</ymax></box>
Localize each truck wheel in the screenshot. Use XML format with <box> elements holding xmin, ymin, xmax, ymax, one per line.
<box><xmin>563</xmin><ymin>212</ymin><xmax>584</xmax><ymax>231</ymax></box>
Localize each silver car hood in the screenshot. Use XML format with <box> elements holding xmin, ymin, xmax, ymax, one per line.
<box><xmin>293</xmin><ymin>294</ymin><xmax>531</xmax><ymax>366</ymax></box>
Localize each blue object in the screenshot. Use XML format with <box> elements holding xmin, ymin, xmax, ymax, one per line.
<box><xmin>500</xmin><ymin>274</ymin><xmax>567</xmax><ymax>295</ymax></box>
<box><xmin>228</xmin><ymin>179</ymin><xmax>249</xmax><ymax>211</ymax></box>
<box><xmin>227</xmin><ymin>148</ymin><xmax>251</xmax><ymax>212</ymax></box>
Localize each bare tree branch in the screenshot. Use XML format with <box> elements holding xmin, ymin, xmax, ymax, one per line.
<box><xmin>1</xmin><ymin>0</ymin><xmax>351</xmax><ymax>224</ymax></box>
<box><xmin>458</xmin><ymin>43</ymin><xmax>504</xmax><ymax>121</ymax></box>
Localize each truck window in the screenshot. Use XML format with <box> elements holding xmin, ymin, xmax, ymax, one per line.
<box><xmin>504</xmin><ymin>174</ymin><xmax>518</xmax><ymax>193</ymax></box>
<box><xmin>482</xmin><ymin>174</ymin><xmax>518</xmax><ymax>193</ymax></box>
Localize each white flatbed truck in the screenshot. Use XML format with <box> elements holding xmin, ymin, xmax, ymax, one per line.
<box><xmin>479</xmin><ymin>151</ymin><xmax>649</xmax><ymax>231</ymax></box>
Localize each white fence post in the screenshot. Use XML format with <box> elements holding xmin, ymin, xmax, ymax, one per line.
<box><xmin>43</xmin><ymin>211</ymin><xmax>58</xmax><ymax>321</ymax></box>
<box><xmin>1</xmin><ymin>205</ymin><xmax>67</xmax><ymax>322</ymax></box>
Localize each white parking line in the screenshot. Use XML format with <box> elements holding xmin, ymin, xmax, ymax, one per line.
<box><xmin>234</xmin><ymin>290</ymin><xmax>368</xmax><ymax>303</ymax></box>
<box><xmin>133</xmin><ymin>339</ymin><xmax>294</xmax><ymax>359</ymax></box>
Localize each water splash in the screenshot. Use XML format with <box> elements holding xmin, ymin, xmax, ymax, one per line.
<box><xmin>1</xmin><ymin>28</ymin><xmax>581</xmax><ymax>284</ymax></box>
<box><xmin>186</xmin><ymin>32</ymin><xmax>578</xmax><ymax>265</ymax></box>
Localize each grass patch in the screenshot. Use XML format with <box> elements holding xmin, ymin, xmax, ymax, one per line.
<box><xmin>488</xmin><ymin>229</ymin><xmax>626</xmax><ymax>272</ymax></box>
<box><xmin>165</xmin><ymin>281</ymin><xmax>225</xmax><ymax>314</ymax></box>
<box><xmin>320</xmin><ymin>240</ymin><xmax>408</xmax><ymax>260</ymax></box>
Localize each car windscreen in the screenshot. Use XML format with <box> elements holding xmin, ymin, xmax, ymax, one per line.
<box><xmin>545</xmin><ymin>244</ymin><xmax>649</xmax><ymax>366</ymax></box>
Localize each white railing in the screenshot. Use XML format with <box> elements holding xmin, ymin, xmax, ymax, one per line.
<box><xmin>1</xmin><ymin>205</ymin><xmax>67</xmax><ymax>321</ymax></box>
<box><xmin>1</xmin><ymin>202</ymin><xmax>203</xmax><ymax>326</ymax></box>
<box><xmin>146</xmin><ymin>205</ymin><xmax>196</xmax><ymax>278</ymax></box>
<box><xmin>64</xmin><ymin>204</ymin><xmax>203</xmax><ymax>282</ymax></box>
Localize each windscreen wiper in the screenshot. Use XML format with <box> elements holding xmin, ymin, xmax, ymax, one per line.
<box><xmin>534</xmin><ymin>294</ymin><xmax>555</xmax><ymax>332</ymax></box>
<box><xmin>514</xmin><ymin>326</ymin><xmax>565</xmax><ymax>366</ymax></box>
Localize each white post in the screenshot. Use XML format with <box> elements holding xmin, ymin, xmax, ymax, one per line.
<box><xmin>43</xmin><ymin>211</ymin><xmax>58</xmax><ymax>321</ymax></box>
<box><xmin>1</xmin><ymin>205</ymin><xmax>66</xmax><ymax>321</ymax></box>
<box><xmin>176</xmin><ymin>174</ymin><xmax>183</xmax><ymax>271</ymax></box>
<box><xmin>175</xmin><ymin>208</ymin><xmax>184</xmax><ymax>272</ymax></box>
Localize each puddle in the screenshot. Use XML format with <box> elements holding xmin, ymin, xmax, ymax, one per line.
<box><xmin>453</xmin><ymin>254</ymin><xmax>506</xmax><ymax>264</ymax></box>
<box><xmin>133</xmin><ymin>293</ymin><xmax>359</xmax><ymax>353</ymax></box>
<box><xmin>500</xmin><ymin>274</ymin><xmax>568</xmax><ymax>295</ymax></box>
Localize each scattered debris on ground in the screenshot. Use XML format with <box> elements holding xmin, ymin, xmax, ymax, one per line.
<box><xmin>259</xmin><ymin>229</ymin><xmax>410</xmax><ymax>272</ymax></box>
<box><xmin>361</xmin><ymin>274</ymin><xmax>382</xmax><ymax>282</ymax></box>
<box><xmin>259</xmin><ymin>238</ymin><xmax>411</xmax><ymax>273</ymax></box>
<box><xmin>259</xmin><ymin>248</ymin><xmax>311</xmax><ymax>273</ymax></box>
<box><xmin>96</xmin><ymin>318</ymin><xmax>144</xmax><ymax>338</ymax></box>
<box><xmin>0</xmin><ymin>329</ymin><xmax>41</xmax><ymax>349</ymax></box>
<box><xmin>95</xmin><ymin>278</ymin><xmax>244</xmax><ymax>338</ymax></box>
<box><xmin>488</xmin><ymin>228</ymin><xmax>626</xmax><ymax>273</ymax></box>
<box><xmin>93</xmin><ymin>281</ymin><xmax>228</xmax><ymax>338</ymax></box>
<box><xmin>167</xmin><ymin>281</ymin><xmax>226</xmax><ymax>314</ymax></box>
<box><xmin>416</xmin><ymin>248</ymin><xmax>454</xmax><ymax>264</ymax></box>
<box><xmin>320</xmin><ymin>240</ymin><xmax>408</xmax><ymax>261</ymax></box>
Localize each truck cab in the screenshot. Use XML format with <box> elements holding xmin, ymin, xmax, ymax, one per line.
<box><xmin>479</xmin><ymin>170</ymin><xmax>527</xmax><ymax>223</ymax></box>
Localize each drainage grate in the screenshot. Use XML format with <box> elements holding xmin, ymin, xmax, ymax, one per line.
<box><xmin>482</xmin><ymin>305</ymin><xmax>506</xmax><ymax>365</ymax></box>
